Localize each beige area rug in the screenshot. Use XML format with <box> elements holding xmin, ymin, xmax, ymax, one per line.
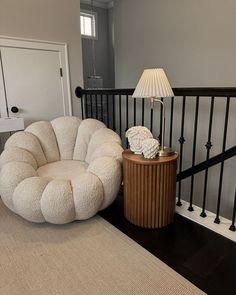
<box><xmin>0</xmin><ymin>200</ymin><xmax>205</xmax><ymax>295</ymax></box>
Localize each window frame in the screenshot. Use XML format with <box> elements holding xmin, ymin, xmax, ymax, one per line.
<box><xmin>80</xmin><ymin>9</ymin><xmax>98</xmax><ymax>40</ymax></box>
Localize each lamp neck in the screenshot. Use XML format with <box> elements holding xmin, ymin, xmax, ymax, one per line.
<box><xmin>151</xmin><ymin>97</ymin><xmax>165</xmax><ymax>151</ymax></box>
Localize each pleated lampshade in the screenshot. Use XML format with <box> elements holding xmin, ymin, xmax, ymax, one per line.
<box><xmin>132</xmin><ymin>68</ymin><xmax>174</xmax><ymax>98</ymax></box>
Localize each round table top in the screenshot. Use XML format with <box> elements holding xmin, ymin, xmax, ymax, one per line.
<box><xmin>122</xmin><ymin>149</ymin><xmax>178</xmax><ymax>165</ymax></box>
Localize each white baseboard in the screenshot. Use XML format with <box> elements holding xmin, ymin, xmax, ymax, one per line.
<box><xmin>175</xmin><ymin>199</ymin><xmax>236</xmax><ymax>242</ymax></box>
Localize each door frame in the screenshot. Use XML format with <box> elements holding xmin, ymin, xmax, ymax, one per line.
<box><xmin>0</xmin><ymin>35</ymin><xmax>72</xmax><ymax>118</ymax></box>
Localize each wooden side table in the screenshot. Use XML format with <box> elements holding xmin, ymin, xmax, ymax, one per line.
<box><xmin>122</xmin><ymin>150</ymin><xmax>178</xmax><ymax>228</ymax></box>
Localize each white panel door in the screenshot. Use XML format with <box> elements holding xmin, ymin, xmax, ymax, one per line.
<box><xmin>0</xmin><ymin>46</ymin><xmax>67</xmax><ymax>126</ymax></box>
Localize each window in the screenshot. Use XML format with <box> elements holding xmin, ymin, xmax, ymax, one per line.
<box><xmin>80</xmin><ymin>10</ymin><xmax>97</xmax><ymax>39</ymax></box>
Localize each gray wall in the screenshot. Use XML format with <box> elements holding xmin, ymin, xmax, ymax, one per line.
<box><xmin>113</xmin><ymin>0</ymin><xmax>236</xmax><ymax>219</ymax></box>
<box><xmin>114</xmin><ymin>0</ymin><xmax>236</xmax><ymax>88</ymax></box>
<box><xmin>0</xmin><ymin>0</ymin><xmax>84</xmax><ymax>116</ymax></box>
<box><xmin>81</xmin><ymin>3</ymin><xmax>114</xmax><ymax>88</ymax></box>
<box><xmin>108</xmin><ymin>7</ymin><xmax>115</xmax><ymax>88</ymax></box>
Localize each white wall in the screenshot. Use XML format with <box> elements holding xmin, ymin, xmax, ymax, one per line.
<box><xmin>113</xmin><ymin>0</ymin><xmax>236</xmax><ymax>219</ymax></box>
<box><xmin>114</xmin><ymin>0</ymin><xmax>236</xmax><ymax>88</ymax></box>
<box><xmin>0</xmin><ymin>0</ymin><xmax>83</xmax><ymax>116</ymax></box>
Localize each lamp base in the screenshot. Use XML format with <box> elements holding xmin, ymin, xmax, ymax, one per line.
<box><xmin>158</xmin><ymin>147</ymin><xmax>175</xmax><ymax>157</ymax></box>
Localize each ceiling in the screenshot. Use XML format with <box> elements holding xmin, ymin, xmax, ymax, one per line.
<box><xmin>81</xmin><ymin>0</ymin><xmax>114</xmax><ymax>9</ymax></box>
<box><xmin>96</xmin><ymin>0</ymin><xmax>113</xmax><ymax>3</ymax></box>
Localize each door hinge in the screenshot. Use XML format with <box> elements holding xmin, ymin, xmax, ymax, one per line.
<box><xmin>60</xmin><ymin>68</ymin><xmax>63</xmax><ymax>77</ymax></box>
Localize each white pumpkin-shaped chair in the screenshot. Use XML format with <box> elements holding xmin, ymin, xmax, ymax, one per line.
<box><xmin>0</xmin><ymin>117</ymin><xmax>123</xmax><ymax>224</ymax></box>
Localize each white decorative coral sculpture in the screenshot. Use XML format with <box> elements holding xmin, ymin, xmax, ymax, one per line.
<box><xmin>142</xmin><ymin>138</ymin><xmax>160</xmax><ymax>159</ymax></box>
<box><xmin>126</xmin><ymin>126</ymin><xmax>153</xmax><ymax>154</ymax></box>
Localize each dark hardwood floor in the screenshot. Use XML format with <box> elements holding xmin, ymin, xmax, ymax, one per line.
<box><xmin>99</xmin><ymin>192</ymin><xmax>236</xmax><ymax>295</ymax></box>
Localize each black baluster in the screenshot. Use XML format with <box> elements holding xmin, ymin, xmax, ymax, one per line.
<box><xmin>101</xmin><ymin>95</ymin><xmax>104</xmax><ymax>122</ymax></box>
<box><xmin>188</xmin><ymin>96</ymin><xmax>199</xmax><ymax>211</ymax></box>
<box><xmin>87</xmin><ymin>94</ymin><xmax>90</xmax><ymax>117</ymax></box>
<box><xmin>90</xmin><ymin>94</ymin><xmax>93</xmax><ymax>118</ymax></box>
<box><xmin>133</xmin><ymin>97</ymin><xmax>136</xmax><ymax>126</ymax></box>
<box><xmin>158</xmin><ymin>97</ymin><xmax>163</xmax><ymax>142</ymax></box>
<box><xmin>150</xmin><ymin>107</ymin><xmax>153</xmax><ymax>133</ymax></box>
<box><xmin>177</xmin><ymin>96</ymin><xmax>186</xmax><ymax>206</ymax></box>
<box><xmin>112</xmin><ymin>95</ymin><xmax>116</xmax><ymax>131</ymax></box>
<box><xmin>85</xmin><ymin>94</ymin><xmax>88</xmax><ymax>118</ymax></box>
<box><xmin>201</xmin><ymin>96</ymin><xmax>215</xmax><ymax>217</ymax></box>
<box><xmin>214</xmin><ymin>97</ymin><xmax>231</xmax><ymax>224</ymax></box>
<box><xmin>119</xmin><ymin>95</ymin><xmax>122</xmax><ymax>137</ymax></box>
<box><xmin>229</xmin><ymin>190</ymin><xmax>236</xmax><ymax>231</ymax></box>
<box><xmin>81</xmin><ymin>95</ymin><xmax>84</xmax><ymax>119</ymax></box>
<box><xmin>106</xmin><ymin>95</ymin><xmax>109</xmax><ymax>127</ymax></box>
<box><xmin>169</xmin><ymin>96</ymin><xmax>174</xmax><ymax>148</ymax></box>
<box><xmin>142</xmin><ymin>98</ymin><xmax>145</xmax><ymax>126</ymax></box>
<box><xmin>126</xmin><ymin>95</ymin><xmax>129</xmax><ymax>148</ymax></box>
<box><xmin>95</xmin><ymin>94</ymin><xmax>98</xmax><ymax>119</ymax></box>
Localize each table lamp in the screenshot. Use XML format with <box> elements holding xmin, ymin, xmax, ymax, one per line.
<box><xmin>132</xmin><ymin>68</ymin><xmax>174</xmax><ymax>157</ymax></box>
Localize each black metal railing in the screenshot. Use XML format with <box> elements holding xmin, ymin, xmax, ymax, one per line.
<box><xmin>75</xmin><ymin>86</ymin><xmax>236</xmax><ymax>232</ymax></box>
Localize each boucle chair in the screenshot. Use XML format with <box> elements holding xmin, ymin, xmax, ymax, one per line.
<box><xmin>0</xmin><ymin>117</ymin><xmax>123</xmax><ymax>224</ymax></box>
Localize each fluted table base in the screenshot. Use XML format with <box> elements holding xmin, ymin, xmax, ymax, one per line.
<box><xmin>123</xmin><ymin>150</ymin><xmax>178</xmax><ymax>228</ymax></box>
